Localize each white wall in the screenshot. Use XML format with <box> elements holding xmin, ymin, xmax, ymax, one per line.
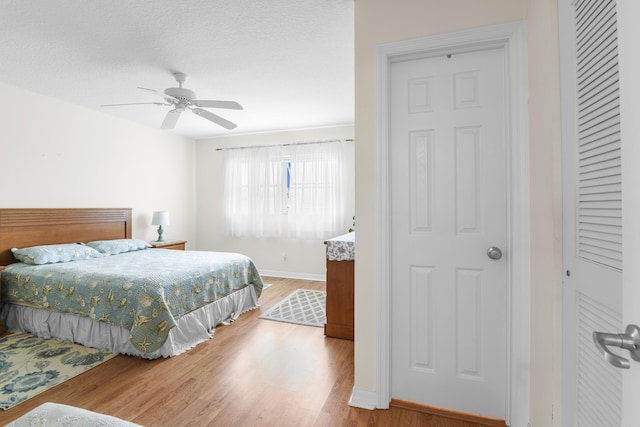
<box><xmin>526</xmin><ymin>2</ymin><xmax>564</xmax><ymax>425</ymax></box>
<box><xmin>355</xmin><ymin>1</ymin><xmax>562</xmax><ymax>425</ymax></box>
<box><xmin>196</xmin><ymin>125</ymin><xmax>355</xmax><ymax>279</ymax></box>
<box><xmin>0</xmin><ymin>81</ymin><xmax>197</xmax><ymax>246</ymax></box>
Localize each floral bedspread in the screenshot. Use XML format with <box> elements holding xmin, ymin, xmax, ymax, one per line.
<box><xmin>1</xmin><ymin>250</ymin><xmax>264</xmax><ymax>354</ymax></box>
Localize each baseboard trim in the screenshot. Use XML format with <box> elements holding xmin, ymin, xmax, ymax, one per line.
<box><xmin>390</xmin><ymin>399</ymin><xmax>507</xmax><ymax>427</ymax></box>
<box><xmin>348</xmin><ymin>387</ymin><xmax>377</xmax><ymax>410</ymax></box>
<box><xmin>260</xmin><ymin>270</ymin><xmax>325</xmax><ymax>282</ymax></box>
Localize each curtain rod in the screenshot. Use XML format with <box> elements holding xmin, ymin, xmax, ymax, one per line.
<box><xmin>215</xmin><ymin>138</ymin><xmax>353</xmax><ymax>151</ymax></box>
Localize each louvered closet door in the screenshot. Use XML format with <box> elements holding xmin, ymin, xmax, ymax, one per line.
<box><xmin>560</xmin><ymin>0</ymin><xmax>623</xmax><ymax>425</ymax></box>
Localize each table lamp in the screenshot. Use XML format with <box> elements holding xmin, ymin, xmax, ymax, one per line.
<box><xmin>152</xmin><ymin>211</ymin><xmax>170</xmax><ymax>242</ymax></box>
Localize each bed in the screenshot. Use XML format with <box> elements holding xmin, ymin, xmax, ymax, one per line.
<box><xmin>0</xmin><ymin>208</ymin><xmax>263</xmax><ymax>359</ymax></box>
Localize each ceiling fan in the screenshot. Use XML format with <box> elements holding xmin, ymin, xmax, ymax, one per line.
<box><xmin>101</xmin><ymin>72</ymin><xmax>243</xmax><ymax>130</ymax></box>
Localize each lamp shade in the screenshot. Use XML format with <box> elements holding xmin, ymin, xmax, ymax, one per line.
<box><xmin>152</xmin><ymin>211</ymin><xmax>170</xmax><ymax>226</ymax></box>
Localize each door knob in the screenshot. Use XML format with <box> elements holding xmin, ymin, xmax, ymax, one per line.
<box><xmin>592</xmin><ymin>324</ymin><xmax>640</xmax><ymax>369</ymax></box>
<box><xmin>486</xmin><ymin>247</ymin><xmax>502</xmax><ymax>260</ymax></box>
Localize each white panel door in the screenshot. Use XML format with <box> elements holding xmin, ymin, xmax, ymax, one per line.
<box><xmin>390</xmin><ymin>47</ymin><xmax>508</xmax><ymax>419</ymax></box>
<box><xmin>559</xmin><ymin>0</ymin><xmax>624</xmax><ymax>425</ymax></box>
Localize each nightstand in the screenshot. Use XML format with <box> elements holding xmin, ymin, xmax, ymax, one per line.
<box><xmin>149</xmin><ymin>240</ymin><xmax>187</xmax><ymax>250</ymax></box>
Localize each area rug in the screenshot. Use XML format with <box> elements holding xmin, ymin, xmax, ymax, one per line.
<box><xmin>0</xmin><ymin>333</ymin><xmax>115</xmax><ymax>410</ymax></box>
<box><xmin>260</xmin><ymin>289</ymin><xmax>326</xmax><ymax>327</ymax></box>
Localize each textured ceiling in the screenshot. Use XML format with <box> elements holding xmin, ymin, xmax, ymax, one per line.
<box><xmin>0</xmin><ymin>0</ymin><xmax>354</xmax><ymax>140</ymax></box>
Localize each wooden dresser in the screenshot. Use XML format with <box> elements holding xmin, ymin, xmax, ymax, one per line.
<box><xmin>324</xmin><ymin>233</ymin><xmax>354</xmax><ymax>340</ymax></box>
<box><xmin>149</xmin><ymin>240</ymin><xmax>187</xmax><ymax>250</ymax></box>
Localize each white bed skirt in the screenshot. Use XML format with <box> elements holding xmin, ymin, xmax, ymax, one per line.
<box><xmin>0</xmin><ymin>284</ymin><xmax>259</xmax><ymax>359</ymax></box>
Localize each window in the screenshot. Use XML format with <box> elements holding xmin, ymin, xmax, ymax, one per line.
<box><xmin>224</xmin><ymin>141</ymin><xmax>347</xmax><ymax>239</ymax></box>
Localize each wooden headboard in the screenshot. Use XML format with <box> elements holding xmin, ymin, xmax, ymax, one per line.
<box><xmin>0</xmin><ymin>208</ymin><xmax>132</xmax><ymax>265</ymax></box>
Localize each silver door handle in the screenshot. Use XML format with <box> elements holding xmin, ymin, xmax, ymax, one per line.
<box><xmin>592</xmin><ymin>324</ymin><xmax>640</xmax><ymax>369</ymax></box>
<box><xmin>486</xmin><ymin>247</ymin><xmax>502</xmax><ymax>260</ymax></box>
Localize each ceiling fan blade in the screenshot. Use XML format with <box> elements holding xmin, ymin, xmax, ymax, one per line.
<box><xmin>100</xmin><ymin>102</ymin><xmax>168</xmax><ymax>107</ymax></box>
<box><xmin>137</xmin><ymin>86</ymin><xmax>163</xmax><ymax>96</ymax></box>
<box><xmin>193</xmin><ymin>100</ymin><xmax>243</xmax><ymax>110</ymax></box>
<box><xmin>161</xmin><ymin>109</ymin><xmax>182</xmax><ymax>130</ymax></box>
<box><xmin>192</xmin><ymin>108</ymin><xmax>237</xmax><ymax>130</ymax></box>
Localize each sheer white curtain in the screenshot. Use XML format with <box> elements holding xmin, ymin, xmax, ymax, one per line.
<box><xmin>286</xmin><ymin>141</ymin><xmax>345</xmax><ymax>238</ymax></box>
<box><xmin>224</xmin><ymin>145</ymin><xmax>287</xmax><ymax>237</ymax></box>
<box><xmin>224</xmin><ymin>141</ymin><xmax>346</xmax><ymax>239</ymax></box>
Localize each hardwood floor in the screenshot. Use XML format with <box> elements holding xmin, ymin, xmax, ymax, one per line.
<box><xmin>1</xmin><ymin>277</ymin><xmax>491</xmax><ymax>426</ymax></box>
